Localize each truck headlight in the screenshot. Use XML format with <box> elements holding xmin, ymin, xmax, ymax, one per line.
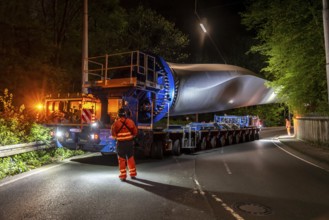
<box><xmin>90</xmin><ymin>133</ymin><xmax>99</xmax><ymax>140</ymax></box>
<box><xmin>56</xmin><ymin>131</ymin><xmax>63</xmax><ymax>138</ymax></box>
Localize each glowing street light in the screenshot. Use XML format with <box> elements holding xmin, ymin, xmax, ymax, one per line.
<box><xmin>194</xmin><ymin>0</ymin><xmax>227</xmax><ymax>64</ymax></box>
<box><xmin>199</xmin><ymin>23</ymin><xmax>207</xmax><ymax>33</ymax></box>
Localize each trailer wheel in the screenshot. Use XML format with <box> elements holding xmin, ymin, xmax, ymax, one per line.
<box><xmin>234</xmin><ymin>133</ymin><xmax>240</xmax><ymax>144</ymax></box>
<box><xmin>215</xmin><ymin>136</ymin><xmax>221</xmax><ymax>148</ymax></box>
<box><xmin>218</xmin><ymin>135</ymin><xmax>226</xmax><ymax>147</ymax></box>
<box><xmin>210</xmin><ymin>136</ymin><xmax>217</xmax><ymax>148</ymax></box>
<box><xmin>172</xmin><ymin>139</ymin><xmax>181</xmax><ymax>156</ymax></box>
<box><xmin>151</xmin><ymin>141</ymin><xmax>163</xmax><ymax>159</ymax></box>
<box><xmin>226</xmin><ymin>135</ymin><xmax>233</xmax><ymax>145</ymax></box>
<box><xmin>185</xmin><ymin>138</ymin><xmax>196</xmax><ymax>154</ymax></box>
<box><xmin>250</xmin><ymin>131</ymin><xmax>255</xmax><ymax>141</ymax></box>
<box><xmin>240</xmin><ymin>133</ymin><xmax>246</xmax><ymax>143</ymax></box>
<box><xmin>200</xmin><ymin>137</ymin><xmax>207</xmax><ymax>150</ymax></box>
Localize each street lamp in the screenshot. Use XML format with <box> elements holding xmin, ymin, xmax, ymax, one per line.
<box><xmin>199</xmin><ymin>23</ymin><xmax>207</xmax><ymax>33</ymax></box>
<box><xmin>194</xmin><ymin>0</ymin><xmax>227</xmax><ymax>64</ymax></box>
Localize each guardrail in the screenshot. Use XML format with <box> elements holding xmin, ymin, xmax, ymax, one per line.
<box><xmin>0</xmin><ymin>141</ymin><xmax>54</xmax><ymax>158</ymax></box>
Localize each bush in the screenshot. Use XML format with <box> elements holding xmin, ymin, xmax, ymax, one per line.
<box><xmin>26</xmin><ymin>123</ymin><xmax>52</xmax><ymax>143</ymax></box>
<box><xmin>0</xmin><ymin>89</ymin><xmax>51</xmax><ymax>146</ymax></box>
<box><xmin>0</xmin><ymin>148</ymin><xmax>85</xmax><ymax>180</ymax></box>
<box><xmin>0</xmin><ymin>119</ymin><xmax>21</xmax><ymax>145</ymax></box>
<box><xmin>0</xmin><ymin>89</ymin><xmax>85</xmax><ymax>180</ymax></box>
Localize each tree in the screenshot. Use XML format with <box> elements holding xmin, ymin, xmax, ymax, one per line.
<box><xmin>0</xmin><ymin>1</ymin><xmax>190</xmax><ymax>106</ymax></box>
<box><xmin>123</xmin><ymin>6</ymin><xmax>189</xmax><ymax>62</ymax></box>
<box><xmin>88</xmin><ymin>5</ymin><xmax>190</xmax><ymax>62</ymax></box>
<box><xmin>0</xmin><ymin>0</ymin><xmax>82</xmax><ymax>104</ymax></box>
<box><xmin>88</xmin><ymin>0</ymin><xmax>128</xmax><ymax>56</ymax></box>
<box><xmin>241</xmin><ymin>0</ymin><xmax>328</xmax><ymax>115</ymax></box>
<box><xmin>38</xmin><ymin>0</ymin><xmax>82</xmax><ymax>65</ymax></box>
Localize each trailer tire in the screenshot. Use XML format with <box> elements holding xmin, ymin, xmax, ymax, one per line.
<box><xmin>151</xmin><ymin>141</ymin><xmax>163</xmax><ymax>159</ymax></box>
<box><xmin>245</xmin><ymin>131</ymin><xmax>250</xmax><ymax>142</ymax></box>
<box><xmin>250</xmin><ymin>131</ymin><xmax>255</xmax><ymax>141</ymax></box>
<box><xmin>218</xmin><ymin>135</ymin><xmax>226</xmax><ymax>147</ymax></box>
<box><xmin>226</xmin><ymin>135</ymin><xmax>233</xmax><ymax>145</ymax></box>
<box><xmin>185</xmin><ymin>138</ymin><xmax>196</xmax><ymax>154</ymax></box>
<box><xmin>234</xmin><ymin>133</ymin><xmax>240</xmax><ymax>144</ymax></box>
<box><xmin>200</xmin><ymin>137</ymin><xmax>207</xmax><ymax>150</ymax></box>
<box><xmin>210</xmin><ymin>136</ymin><xmax>217</xmax><ymax>148</ymax></box>
<box><xmin>240</xmin><ymin>133</ymin><xmax>246</xmax><ymax>143</ymax></box>
<box><xmin>172</xmin><ymin>139</ymin><xmax>181</xmax><ymax>156</ymax></box>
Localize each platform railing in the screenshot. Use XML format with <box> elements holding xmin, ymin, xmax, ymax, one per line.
<box><xmin>83</xmin><ymin>51</ymin><xmax>158</xmax><ymax>89</ymax></box>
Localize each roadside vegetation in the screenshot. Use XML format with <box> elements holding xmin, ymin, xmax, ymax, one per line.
<box><xmin>0</xmin><ymin>89</ymin><xmax>51</xmax><ymax>146</ymax></box>
<box><xmin>0</xmin><ymin>89</ymin><xmax>84</xmax><ymax>180</ymax></box>
<box><xmin>0</xmin><ymin>148</ymin><xmax>84</xmax><ymax>180</ymax></box>
<box><xmin>242</xmin><ymin>0</ymin><xmax>329</xmax><ymax>115</ymax></box>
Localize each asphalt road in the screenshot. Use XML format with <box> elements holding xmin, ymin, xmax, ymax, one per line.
<box><xmin>0</xmin><ymin>127</ymin><xmax>329</xmax><ymax>220</ymax></box>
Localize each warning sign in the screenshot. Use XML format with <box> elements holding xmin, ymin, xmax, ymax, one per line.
<box><xmin>81</xmin><ymin>109</ymin><xmax>95</xmax><ymax>123</ymax></box>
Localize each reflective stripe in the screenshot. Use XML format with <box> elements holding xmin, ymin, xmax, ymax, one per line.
<box><xmin>117</xmin><ymin>136</ymin><xmax>134</xmax><ymax>141</ymax></box>
<box><xmin>118</xmin><ymin>132</ymin><xmax>131</xmax><ymax>136</ymax></box>
<box><xmin>117</xmin><ymin>134</ymin><xmax>133</xmax><ymax>138</ymax></box>
<box><xmin>113</xmin><ymin>118</ymin><xmax>136</xmax><ymax>141</ymax></box>
<box><xmin>117</xmin><ymin>132</ymin><xmax>134</xmax><ymax>141</ymax></box>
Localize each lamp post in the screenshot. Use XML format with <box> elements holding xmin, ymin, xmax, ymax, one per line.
<box><xmin>82</xmin><ymin>0</ymin><xmax>88</xmax><ymax>94</ymax></box>
<box><xmin>323</xmin><ymin>0</ymin><xmax>329</xmax><ymax>104</ymax></box>
<box><xmin>194</xmin><ymin>0</ymin><xmax>227</xmax><ymax>64</ymax></box>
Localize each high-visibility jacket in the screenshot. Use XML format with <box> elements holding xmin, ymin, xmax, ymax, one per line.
<box><xmin>111</xmin><ymin>117</ymin><xmax>138</xmax><ymax>141</ymax></box>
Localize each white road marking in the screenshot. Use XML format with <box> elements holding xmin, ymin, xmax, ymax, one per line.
<box><xmin>272</xmin><ymin>139</ymin><xmax>329</xmax><ymax>173</ymax></box>
<box><xmin>223</xmin><ymin>160</ymin><xmax>232</xmax><ymax>175</ymax></box>
<box><xmin>193</xmin><ymin>178</ymin><xmax>205</xmax><ymax>195</ymax></box>
<box><xmin>211</xmin><ymin>194</ymin><xmax>245</xmax><ymax>220</ymax></box>
<box><xmin>193</xmin><ymin>178</ymin><xmax>244</xmax><ymax>220</ymax></box>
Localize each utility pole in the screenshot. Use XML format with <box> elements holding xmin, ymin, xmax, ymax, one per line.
<box><xmin>323</xmin><ymin>0</ymin><xmax>329</xmax><ymax>103</ymax></box>
<box><xmin>82</xmin><ymin>0</ymin><xmax>88</xmax><ymax>94</ymax></box>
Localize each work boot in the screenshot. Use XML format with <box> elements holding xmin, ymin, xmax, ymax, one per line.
<box><xmin>118</xmin><ymin>156</ymin><xmax>127</xmax><ymax>180</ymax></box>
<box><xmin>127</xmin><ymin>156</ymin><xmax>137</xmax><ymax>177</ymax></box>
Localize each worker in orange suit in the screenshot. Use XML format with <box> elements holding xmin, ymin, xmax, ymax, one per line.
<box><xmin>111</xmin><ymin>108</ymin><xmax>138</xmax><ymax>181</ymax></box>
<box><xmin>285</xmin><ymin>118</ymin><xmax>291</xmax><ymax>136</ymax></box>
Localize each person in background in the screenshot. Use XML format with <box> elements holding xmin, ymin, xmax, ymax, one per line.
<box><xmin>111</xmin><ymin>108</ymin><xmax>138</xmax><ymax>181</ymax></box>
<box><xmin>285</xmin><ymin>118</ymin><xmax>291</xmax><ymax>136</ymax></box>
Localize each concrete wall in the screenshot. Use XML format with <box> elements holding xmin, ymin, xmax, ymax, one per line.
<box><xmin>294</xmin><ymin>117</ymin><xmax>329</xmax><ymax>144</ymax></box>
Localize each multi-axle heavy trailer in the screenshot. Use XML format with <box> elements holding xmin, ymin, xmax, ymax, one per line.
<box><xmin>45</xmin><ymin>51</ymin><xmax>262</xmax><ymax>158</ymax></box>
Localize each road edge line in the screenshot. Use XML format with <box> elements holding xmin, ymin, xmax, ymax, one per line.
<box><xmin>272</xmin><ymin>139</ymin><xmax>329</xmax><ymax>173</ymax></box>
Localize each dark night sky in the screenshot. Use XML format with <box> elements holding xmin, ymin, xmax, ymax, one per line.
<box><xmin>119</xmin><ymin>0</ymin><xmax>248</xmax><ymax>64</ymax></box>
